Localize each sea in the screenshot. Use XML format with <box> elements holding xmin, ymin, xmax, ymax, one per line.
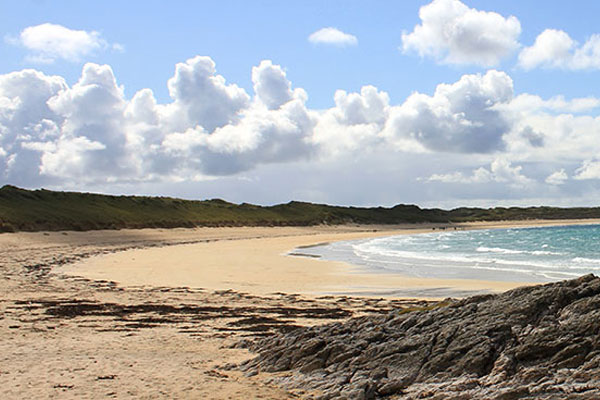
<box><xmin>294</xmin><ymin>224</ymin><xmax>600</xmax><ymax>284</ymax></box>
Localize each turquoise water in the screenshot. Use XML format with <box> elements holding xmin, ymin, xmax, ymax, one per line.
<box><xmin>297</xmin><ymin>224</ymin><xmax>600</xmax><ymax>283</ymax></box>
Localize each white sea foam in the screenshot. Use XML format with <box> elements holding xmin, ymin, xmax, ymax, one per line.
<box><xmin>477</xmin><ymin>246</ymin><xmax>524</xmax><ymax>254</ymax></box>
<box><xmin>531</xmin><ymin>250</ymin><xmax>561</xmax><ymax>255</ymax></box>
<box><xmin>318</xmin><ymin>224</ymin><xmax>600</xmax><ymax>283</ymax></box>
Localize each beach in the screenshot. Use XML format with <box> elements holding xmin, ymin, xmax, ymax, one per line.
<box><xmin>2</xmin><ymin>219</ymin><xmax>600</xmax><ymax>399</ymax></box>
<box><xmin>57</xmin><ymin>218</ymin><xmax>600</xmax><ymax>299</ymax></box>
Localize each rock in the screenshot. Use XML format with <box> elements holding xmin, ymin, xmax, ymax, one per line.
<box><xmin>492</xmin><ymin>387</ymin><xmax>530</xmax><ymax>400</ymax></box>
<box><xmin>376</xmin><ymin>378</ymin><xmax>407</xmax><ymax>396</ymax></box>
<box><xmin>243</xmin><ymin>275</ymin><xmax>600</xmax><ymax>398</ymax></box>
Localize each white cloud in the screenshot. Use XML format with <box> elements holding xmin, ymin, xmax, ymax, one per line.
<box><xmin>401</xmin><ymin>0</ymin><xmax>521</xmax><ymax>66</ymax></box>
<box><xmin>500</xmin><ymin>94</ymin><xmax>600</xmax><ymax>164</ymax></box>
<box><xmin>40</xmin><ymin>63</ymin><xmax>137</xmax><ymax>181</ymax></box>
<box><xmin>4</xmin><ymin>54</ymin><xmax>600</xmax><ymax>205</ymax></box>
<box><xmin>9</xmin><ymin>23</ymin><xmax>119</xmax><ymax>63</ymax></box>
<box><xmin>333</xmin><ymin>86</ymin><xmax>389</xmax><ymax>126</ymax></box>
<box><xmin>0</xmin><ymin>62</ymin><xmax>520</xmax><ymax>186</ymax></box>
<box><xmin>308</xmin><ymin>27</ymin><xmax>358</xmax><ymax>46</ymax></box>
<box><xmin>383</xmin><ymin>70</ymin><xmax>514</xmax><ymax>153</ymax></box>
<box><xmin>37</xmin><ymin>137</ymin><xmax>107</xmax><ymax>178</ymax></box>
<box><xmin>519</xmin><ymin>29</ymin><xmax>600</xmax><ymax>70</ymax></box>
<box><xmin>489</xmin><ymin>158</ymin><xmax>532</xmax><ymax>185</ymax></box>
<box><xmin>427</xmin><ymin>168</ymin><xmax>492</xmax><ymax>184</ymax></box>
<box><xmin>427</xmin><ymin>158</ymin><xmax>531</xmax><ymax>186</ymax></box>
<box><xmin>573</xmin><ymin>35</ymin><xmax>600</xmax><ymax>69</ymax></box>
<box><xmin>506</xmin><ymin>94</ymin><xmax>600</xmax><ymax>114</ymax></box>
<box><xmin>1</xmin><ymin>56</ymin><xmax>319</xmax><ymax>182</ymax></box>
<box><xmin>545</xmin><ymin>169</ymin><xmax>568</xmax><ymax>185</ymax></box>
<box><xmin>574</xmin><ymin>160</ymin><xmax>600</xmax><ymax>180</ymax></box>
<box><xmin>518</xmin><ymin>29</ymin><xmax>574</xmax><ymax>70</ymax></box>
<box><xmin>313</xmin><ymin>85</ymin><xmax>391</xmax><ymax>155</ymax></box>
<box><xmin>252</xmin><ymin>60</ymin><xmax>294</xmax><ymax>110</ymax></box>
<box><xmin>0</xmin><ymin>69</ymin><xmax>67</xmax><ymax>184</ymax></box>
<box><xmin>163</xmin><ymin>56</ymin><xmax>251</xmax><ymax>133</ymax></box>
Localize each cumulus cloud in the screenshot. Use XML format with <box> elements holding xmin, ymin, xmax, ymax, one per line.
<box><xmin>252</xmin><ymin>60</ymin><xmax>294</xmax><ymax>110</ymax></box>
<box><xmin>163</xmin><ymin>56</ymin><xmax>250</xmax><ymax>133</ymax></box>
<box><xmin>0</xmin><ymin>69</ymin><xmax>67</xmax><ymax>184</ymax></box>
<box><xmin>308</xmin><ymin>27</ymin><xmax>358</xmax><ymax>46</ymax></box>
<box><xmin>313</xmin><ymin>85</ymin><xmax>391</xmax><ymax>155</ymax></box>
<box><xmin>545</xmin><ymin>169</ymin><xmax>568</xmax><ymax>185</ymax></box>
<box><xmin>332</xmin><ymin>86</ymin><xmax>389</xmax><ymax>126</ymax></box>
<box><xmin>574</xmin><ymin>160</ymin><xmax>600</xmax><ymax>180</ymax></box>
<box><xmin>0</xmin><ymin>56</ymin><xmax>322</xmax><ymax>184</ymax></box>
<box><xmin>506</xmin><ymin>94</ymin><xmax>600</xmax><ymax>114</ymax></box>
<box><xmin>518</xmin><ymin>29</ymin><xmax>574</xmax><ymax>70</ymax></box>
<box><xmin>8</xmin><ymin>23</ymin><xmax>120</xmax><ymax>63</ymax></box>
<box><xmin>500</xmin><ymin>93</ymin><xmax>600</xmax><ymax>164</ymax></box>
<box><xmin>0</xmin><ymin>62</ymin><xmax>525</xmax><ymax>186</ymax></box>
<box><xmin>43</xmin><ymin>63</ymin><xmax>134</xmax><ymax>179</ymax></box>
<box><xmin>427</xmin><ymin>158</ymin><xmax>531</xmax><ymax>186</ymax></box>
<box><xmin>518</xmin><ymin>126</ymin><xmax>544</xmax><ymax>148</ymax></box>
<box><xmin>519</xmin><ymin>29</ymin><xmax>600</xmax><ymax>70</ymax></box>
<box><xmin>401</xmin><ymin>0</ymin><xmax>521</xmax><ymax>66</ymax></box>
<box><xmin>4</xmin><ymin>54</ymin><xmax>600</xmax><ymax>196</ymax></box>
<box><xmin>427</xmin><ymin>168</ymin><xmax>492</xmax><ymax>184</ymax></box>
<box><xmin>383</xmin><ymin>70</ymin><xmax>514</xmax><ymax>153</ymax></box>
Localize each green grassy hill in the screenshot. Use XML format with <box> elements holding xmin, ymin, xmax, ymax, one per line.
<box><xmin>1</xmin><ymin>185</ymin><xmax>600</xmax><ymax>232</ymax></box>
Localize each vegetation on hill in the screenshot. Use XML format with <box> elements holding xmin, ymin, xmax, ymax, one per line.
<box><xmin>1</xmin><ymin>185</ymin><xmax>600</xmax><ymax>232</ymax></box>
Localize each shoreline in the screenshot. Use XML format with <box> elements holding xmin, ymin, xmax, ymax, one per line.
<box><xmin>55</xmin><ymin>218</ymin><xmax>600</xmax><ymax>300</ymax></box>
<box><xmin>3</xmin><ymin>218</ymin><xmax>600</xmax><ymax>399</ymax></box>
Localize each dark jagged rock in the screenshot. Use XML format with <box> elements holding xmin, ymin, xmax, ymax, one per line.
<box><xmin>243</xmin><ymin>275</ymin><xmax>600</xmax><ymax>399</ymax></box>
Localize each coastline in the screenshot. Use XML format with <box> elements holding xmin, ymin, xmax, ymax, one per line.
<box><xmin>56</xmin><ymin>218</ymin><xmax>600</xmax><ymax>300</ymax></box>
<box><xmin>3</xmin><ymin>218</ymin><xmax>600</xmax><ymax>399</ymax></box>
<box><xmin>0</xmin><ymin>226</ymin><xmax>436</xmax><ymax>399</ymax></box>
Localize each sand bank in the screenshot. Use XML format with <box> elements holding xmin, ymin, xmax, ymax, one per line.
<box><xmin>57</xmin><ymin>219</ymin><xmax>600</xmax><ymax>299</ymax></box>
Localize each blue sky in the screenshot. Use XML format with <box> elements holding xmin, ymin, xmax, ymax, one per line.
<box><xmin>5</xmin><ymin>0</ymin><xmax>600</xmax><ymax>105</ymax></box>
<box><xmin>3</xmin><ymin>0</ymin><xmax>600</xmax><ymax>207</ymax></box>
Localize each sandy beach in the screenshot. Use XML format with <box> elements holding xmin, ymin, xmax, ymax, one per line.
<box><xmin>58</xmin><ymin>218</ymin><xmax>600</xmax><ymax>299</ymax></box>
<box><xmin>2</xmin><ymin>219</ymin><xmax>600</xmax><ymax>399</ymax></box>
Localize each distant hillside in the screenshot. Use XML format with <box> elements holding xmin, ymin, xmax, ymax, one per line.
<box><xmin>1</xmin><ymin>185</ymin><xmax>600</xmax><ymax>232</ymax></box>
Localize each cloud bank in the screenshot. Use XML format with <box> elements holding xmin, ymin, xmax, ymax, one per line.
<box><xmin>2</xmin><ymin>55</ymin><xmax>600</xmax><ymax>196</ymax></box>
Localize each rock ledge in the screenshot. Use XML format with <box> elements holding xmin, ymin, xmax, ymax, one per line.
<box><xmin>244</xmin><ymin>275</ymin><xmax>600</xmax><ymax>399</ymax></box>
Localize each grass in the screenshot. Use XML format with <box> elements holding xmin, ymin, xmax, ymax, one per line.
<box><xmin>1</xmin><ymin>185</ymin><xmax>600</xmax><ymax>232</ymax></box>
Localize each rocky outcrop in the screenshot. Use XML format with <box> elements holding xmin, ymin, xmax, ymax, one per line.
<box><xmin>243</xmin><ymin>275</ymin><xmax>600</xmax><ymax>399</ymax></box>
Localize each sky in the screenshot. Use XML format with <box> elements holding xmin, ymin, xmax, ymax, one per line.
<box><xmin>2</xmin><ymin>0</ymin><xmax>600</xmax><ymax>208</ymax></box>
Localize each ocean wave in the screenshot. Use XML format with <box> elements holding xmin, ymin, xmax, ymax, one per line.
<box><xmin>341</xmin><ymin>224</ymin><xmax>600</xmax><ymax>282</ymax></box>
<box><xmin>355</xmin><ymin>245</ymin><xmax>554</xmax><ymax>270</ymax></box>
<box><xmin>353</xmin><ymin>244</ymin><xmax>597</xmax><ymax>274</ymax></box>
<box><xmin>477</xmin><ymin>246</ymin><xmax>524</xmax><ymax>254</ymax></box>
<box><xmin>476</xmin><ymin>247</ymin><xmax>562</xmax><ymax>256</ymax></box>
<box><xmin>532</xmin><ymin>250</ymin><xmax>564</xmax><ymax>256</ymax></box>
